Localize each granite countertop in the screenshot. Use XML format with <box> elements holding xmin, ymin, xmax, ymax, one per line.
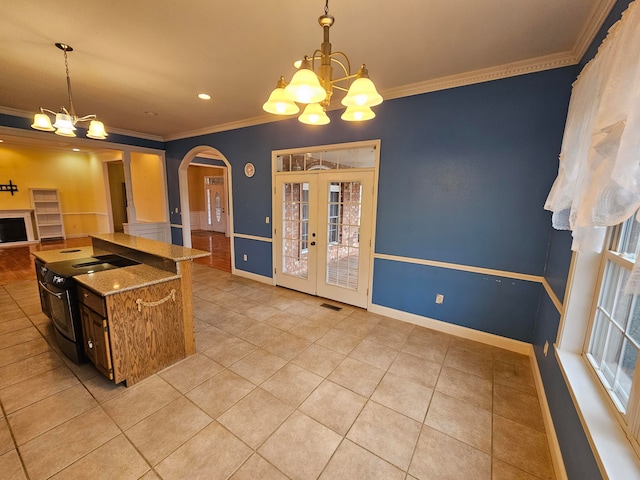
<box><xmin>32</xmin><ymin>246</ymin><xmax>95</xmax><ymax>264</ymax></box>
<box><xmin>75</xmin><ymin>264</ymin><xmax>181</xmax><ymax>296</ymax></box>
<box><xmin>91</xmin><ymin>233</ymin><xmax>210</xmax><ymax>262</ymax></box>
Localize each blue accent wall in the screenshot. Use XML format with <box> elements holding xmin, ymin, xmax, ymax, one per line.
<box><xmin>234</xmin><ymin>237</ymin><xmax>272</xmax><ymax>277</ymax></box>
<box><xmin>530</xmin><ymin>2</ymin><xmax>634</xmax><ymax>477</ymax></box>
<box><xmin>533</xmin><ymin>295</ymin><xmax>603</xmax><ymax>479</ymax></box>
<box><xmin>164</xmin><ymin>66</ymin><xmax>576</xmax><ymax>343</ymax></box>
<box><xmin>373</xmin><ymin>258</ymin><xmax>542</xmax><ymax>342</ymax></box>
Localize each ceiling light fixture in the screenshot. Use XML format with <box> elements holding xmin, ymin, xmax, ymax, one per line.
<box><xmin>198</xmin><ymin>93</ymin><xmax>211</xmax><ymax>100</ymax></box>
<box><xmin>31</xmin><ymin>43</ymin><xmax>108</xmax><ymax>140</ymax></box>
<box><xmin>263</xmin><ymin>0</ymin><xmax>382</xmax><ymax>125</ymax></box>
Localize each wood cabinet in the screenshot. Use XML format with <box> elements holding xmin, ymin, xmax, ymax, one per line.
<box><xmin>77</xmin><ymin>279</ymin><xmax>184</xmax><ymax>386</ymax></box>
<box><xmin>30</xmin><ymin>188</ymin><xmax>65</xmax><ymax>240</ymax></box>
<box><xmin>79</xmin><ymin>303</ymin><xmax>114</xmax><ymax>380</ymax></box>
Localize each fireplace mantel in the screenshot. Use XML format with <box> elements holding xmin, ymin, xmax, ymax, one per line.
<box><xmin>0</xmin><ymin>210</ymin><xmax>36</xmax><ymax>246</ymax></box>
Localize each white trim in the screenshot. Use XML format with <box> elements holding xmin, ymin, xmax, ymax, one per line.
<box><xmin>530</xmin><ymin>350</ymin><xmax>569</xmax><ymax>480</ymax></box>
<box><xmin>369</xmin><ymin>303</ymin><xmax>531</xmax><ymax>355</ymax></box>
<box><xmin>61</xmin><ymin>211</ymin><xmax>108</xmax><ymax>216</ymax></box>
<box><xmin>233</xmin><ymin>268</ymin><xmax>274</xmax><ymax>285</ymax></box>
<box><xmin>572</xmin><ymin>0</ymin><xmax>618</xmax><ymax>62</ymax></box>
<box><xmin>234</xmin><ymin>233</ymin><xmax>272</xmax><ymax>243</ymax></box>
<box><xmin>374</xmin><ymin>252</ymin><xmax>543</xmax><ymax>283</ymax></box>
<box><xmin>555</xmin><ymin>349</ymin><xmax>640</xmax><ymax>479</ymax></box>
<box><xmin>542</xmin><ymin>278</ymin><xmax>565</xmax><ymax>315</ymax></box>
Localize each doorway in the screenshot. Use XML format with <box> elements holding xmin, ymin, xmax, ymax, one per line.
<box><xmin>190</xmin><ymin>168</ymin><xmax>231</xmax><ymax>272</ymax></box>
<box><xmin>106</xmin><ymin>161</ymin><xmax>127</xmax><ymax>232</ymax></box>
<box><xmin>273</xmin><ymin>142</ymin><xmax>379</xmax><ymax>309</ymax></box>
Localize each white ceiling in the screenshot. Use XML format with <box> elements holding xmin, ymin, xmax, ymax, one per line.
<box><xmin>0</xmin><ymin>0</ymin><xmax>614</xmax><ymax>142</ymax></box>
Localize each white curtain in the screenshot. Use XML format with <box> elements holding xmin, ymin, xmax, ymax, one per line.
<box><xmin>545</xmin><ymin>0</ymin><xmax>640</xmax><ymax>293</ymax></box>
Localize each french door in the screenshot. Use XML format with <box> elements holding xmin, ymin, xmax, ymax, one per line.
<box><xmin>274</xmin><ymin>170</ymin><xmax>374</xmax><ymax>308</ymax></box>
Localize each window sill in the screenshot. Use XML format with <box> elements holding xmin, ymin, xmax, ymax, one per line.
<box><xmin>555</xmin><ymin>348</ymin><xmax>640</xmax><ymax>478</ymax></box>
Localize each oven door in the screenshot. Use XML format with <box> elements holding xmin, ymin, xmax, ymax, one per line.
<box><xmin>38</xmin><ymin>281</ymin><xmax>77</xmax><ymax>341</ymax></box>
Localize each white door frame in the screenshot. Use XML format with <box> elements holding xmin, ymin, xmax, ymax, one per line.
<box><xmin>271</xmin><ymin>140</ymin><xmax>380</xmax><ymax>308</ymax></box>
<box><xmin>178</xmin><ymin>146</ymin><xmax>235</xmax><ymax>272</ymax></box>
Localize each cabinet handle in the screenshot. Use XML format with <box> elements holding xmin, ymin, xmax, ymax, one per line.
<box><xmin>87</xmin><ymin>339</ymin><xmax>94</xmax><ymax>349</ymax></box>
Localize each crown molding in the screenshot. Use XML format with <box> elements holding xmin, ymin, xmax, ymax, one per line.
<box><xmin>571</xmin><ymin>0</ymin><xmax>617</xmax><ymax>62</ymax></box>
<box><xmin>0</xmin><ymin>106</ymin><xmax>164</xmax><ymax>143</ymax></box>
<box><xmin>163</xmin><ymin>114</ymin><xmax>280</xmax><ymax>142</ymax></box>
<box><xmin>381</xmin><ymin>51</ymin><xmax>578</xmax><ymax>101</ymax></box>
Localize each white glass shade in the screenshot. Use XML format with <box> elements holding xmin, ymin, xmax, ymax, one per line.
<box><xmin>263</xmin><ymin>87</ymin><xmax>300</xmax><ymax>115</ymax></box>
<box><xmin>298</xmin><ymin>103</ymin><xmax>330</xmax><ymax>125</ymax></box>
<box><xmin>341</xmin><ymin>77</ymin><xmax>383</xmax><ymax>107</ymax></box>
<box><xmin>54</xmin><ymin>126</ymin><xmax>76</xmax><ymax>137</ymax></box>
<box><xmin>31</xmin><ymin>113</ymin><xmax>55</xmax><ymax>131</ymax></box>
<box><xmin>284</xmin><ymin>68</ymin><xmax>326</xmax><ymax>104</ymax></box>
<box><xmin>53</xmin><ymin>113</ymin><xmax>76</xmax><ymax>131</ymax></box>
<box><xmin>341</xmin><ymin>105</ymin><xmax>376</xmax><ymax>122</ymax></box>
<box><xmin>86</xmin><ymin>120</ymin><xmax>108</xmax><ymax>139</ymax></box>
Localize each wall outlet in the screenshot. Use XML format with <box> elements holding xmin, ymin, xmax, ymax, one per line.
<box><xmin>543</xmin><ymin>340</ymin><xmax>549</xmax><ymax>357</ymax></box>
<box><xmin>265</xmin><ymin>216</ymin><xmax>270</xmax><ymax>224</ymax></box>
<box><xmin>243</xmin><ymin>254</ymin><xmax>248</xmax><ymax>261</ymax></box>
<box><xmin>435</xmin><ymin>293</ymin><xmax>444</xmax><ymax>304</ymax></box>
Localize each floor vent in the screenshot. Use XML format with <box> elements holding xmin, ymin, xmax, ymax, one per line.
<box><xmin>320</xmin><ymin>303</ymin><xmax>342</xmax><ymax>311</ymax></box>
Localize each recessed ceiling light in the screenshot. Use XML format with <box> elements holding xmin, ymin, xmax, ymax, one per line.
<box><xmin>72</xmin><ymin>148</ymin><xmax>80</xmax><ymax>152</ymax></box>
<box><xmin>144</xmin><ymin>111</ymin><xmax>158</xmax><ymax>116</ymax></box>
<box><xmin>0</xmin><ymin>139</ymin><xmax>3</xmax><ymax>143</ymax></box>
<box><xmin>198</xmin><ymin>93</ymin><xmax>211</xmax><ymax>100</ymax></box>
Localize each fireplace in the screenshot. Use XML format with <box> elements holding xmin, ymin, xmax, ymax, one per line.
<box><xmin>0</xmin><ymin>210</ymin><xmax>36</xmax><ymax>246</ymax></box>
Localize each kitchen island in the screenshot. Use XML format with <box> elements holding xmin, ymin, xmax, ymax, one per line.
<box><xmin>33</xmin><ymin>233</ymin><xmax>209</xmax><ymax>386</ymax></box>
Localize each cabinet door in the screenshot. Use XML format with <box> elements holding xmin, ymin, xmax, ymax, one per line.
<box><xmin>79</xmin><ymin>304</ymin><xmax>113</xmax><ymax>380</ymax></box>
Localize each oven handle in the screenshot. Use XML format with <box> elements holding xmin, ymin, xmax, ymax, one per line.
<box><xmin>39</xmin><ymin>281</ymin><xmax>64</xmax><ymax>299</ymax></box>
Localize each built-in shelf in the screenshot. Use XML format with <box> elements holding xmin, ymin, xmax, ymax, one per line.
<box><xmin>30</xmin><ymin>189</ymin><xmax>65</xmax><ymax>240</ymax></box>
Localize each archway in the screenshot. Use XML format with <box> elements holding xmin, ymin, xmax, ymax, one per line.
<box><xmin>178</xmin><ymin>146</ymin><xmax>235</xmax><ymax>272</ymax></box>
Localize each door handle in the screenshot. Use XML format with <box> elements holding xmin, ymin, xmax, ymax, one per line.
<box><xmin>310</xmin><ymin>242</ymin><xmax>316</xmax><ymax>246</ymax></box>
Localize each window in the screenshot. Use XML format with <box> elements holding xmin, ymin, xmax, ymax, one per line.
<box><xmin>585</xmin><ymin>214</ymin><xmax>640</xmax><ymax>446</ymax></box>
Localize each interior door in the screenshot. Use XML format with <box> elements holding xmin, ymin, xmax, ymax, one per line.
<box><xmin>275</xmin><ymin>171</ymin><xmax>374</xmax><ymax>308</ymax></box>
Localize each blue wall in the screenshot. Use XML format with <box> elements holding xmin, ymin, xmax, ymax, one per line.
<box><xmin>531</xmin><ymin>1</ymin><xmax>634</xmax><ymax>478</ymax></box>
<box><xmin>164</xmin><ymin>66</ymin><xmax>576</xmax><ymax>342</ymax></box>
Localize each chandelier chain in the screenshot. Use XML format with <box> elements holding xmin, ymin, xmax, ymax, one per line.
<box><xmin>324</xmin><ymin>0</ymin><xmax>329</xmax><ymax>15</ymax></box>
<box><xmin>62</xmin><ymin>48</ymin><xmax>76</xmax><ymax>117</ymax></box>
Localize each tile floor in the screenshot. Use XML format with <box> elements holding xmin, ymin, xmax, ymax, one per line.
<box><xmin>0</xmin><ymin>263</ymin><xmax>555</xmax><ymax>479</ymax></box>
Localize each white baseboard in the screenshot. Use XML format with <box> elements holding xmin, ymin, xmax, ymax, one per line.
<box><xmin>369</xmin><ymin>303</ymin><xmax>531</xmax><ymax>354</ymax></box>
<box><xmin>233</xmin><ymin>268</ymin><xmax>274</xmax><ymax>285</ymax></box>
<box><xmin>530</xmin><ymin>351</ymin><xmax>568</xmax><ymax>480</ymax></box>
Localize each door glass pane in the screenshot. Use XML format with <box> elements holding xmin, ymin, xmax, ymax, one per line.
<box><xmin>282</xmin><ymin>182</ymin><xmax>309</xmax><ymax>279</ymax></box>
<box><xmin>325</xmin><ymin>181</ymin><xmax>362</xmax><ymax>290</ymax></box>
<box><xmin>214</xmin><ymin>192</ymin><xmax>222</xmax><ymax>222</ymax></box>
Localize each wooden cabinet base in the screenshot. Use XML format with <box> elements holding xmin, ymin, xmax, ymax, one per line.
<box><xmin>80</xmin><ymin>279</ymin><xmax>185</xmax><ymax>386</ymax></box>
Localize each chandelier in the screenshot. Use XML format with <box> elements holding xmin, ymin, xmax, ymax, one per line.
<box><xmin>263</xmin><ymin>0</ymin><xmax>382</xmax><ymax>125</ymax></box>
<box><xmin>31</xmin><ymin>43</ymin><xmax>108</xmax><ymax>139</ymax></box>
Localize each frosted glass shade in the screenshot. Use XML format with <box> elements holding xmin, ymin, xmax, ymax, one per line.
<box><xmin>263</xmin><ymin>87</ymin><xmax>300</xmax><ymax>115</ymax></box>
<box><xmin>54</xmin><ymin>126</ymin><xmax>76</xmax><ymax>137</ymax></box>
<box><xmin>341</xmin><ymin>77</ymin><xmax>383</xmax><ymax>107</ymax></box>
<box><xmin>341</xmin><ymin>105</ymin><xmax>375</xmax><ymax>122</ymax></box>
<box><xmin>298</xmin><ymin>103</ymin><xmax>330</xmax><ymax>125</ymax></box>
<box><xmin>284</xmin><ymin>68</ymin><xmax>326</xmax><ymax>104</ymax></box>
<box><xmin>87</xmin><ymin>120</ymin><xmax>108</xmax><ymax>139</ymax></box>
<box><xmin>31</xmin><ymin>113</ymin><xmax>55</xmax><ymax>131</ymax></box>
<box><xmin>53</xmin><ymin>113</ymin><xmax>76</xmax><ymax>131</ymax></box>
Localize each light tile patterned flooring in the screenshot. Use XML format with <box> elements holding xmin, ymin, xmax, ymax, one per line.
<box><xmin>0</xmin><ymin>263</ymin><xmax>555</xmax><ymax>479</ymax></box>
